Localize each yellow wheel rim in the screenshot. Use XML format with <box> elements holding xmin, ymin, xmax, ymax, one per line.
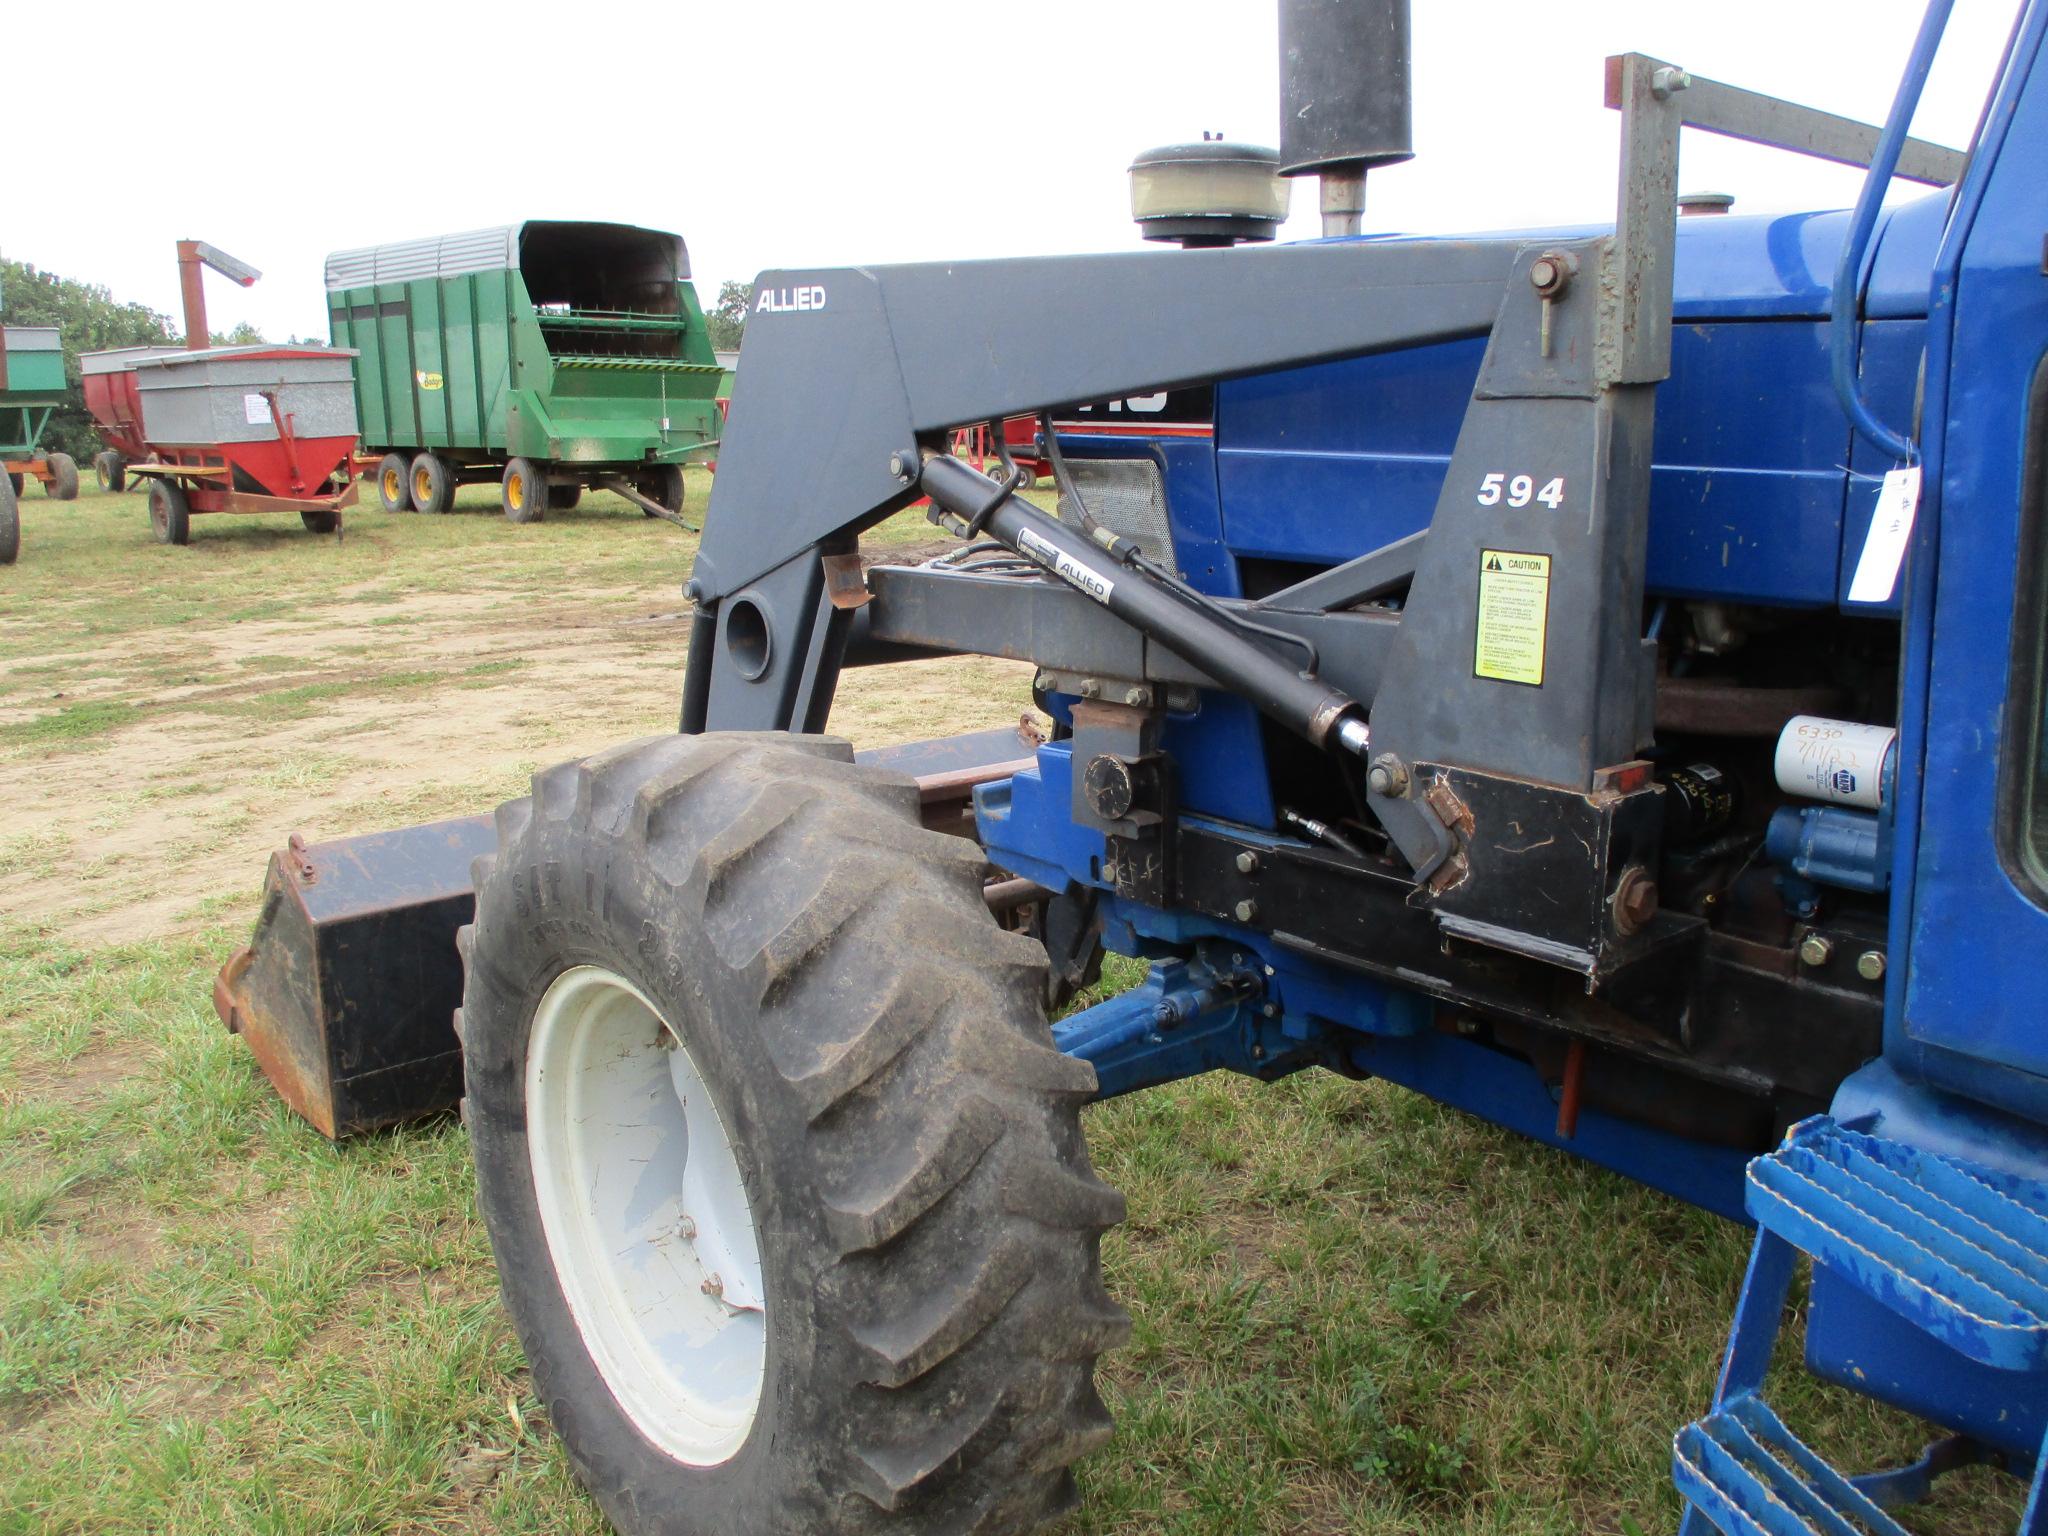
<box><xmin>508</xmin><ymin>473</ymin><xmax>525</xmax><ymax>510</ymax></box>
<box><xmin>383</xmin><ymin>470</ymin><xmax>400</xmax><ymax>501</ymax></box>
<box><xmin>415</xmin><ymin>469</ymin><xmax>432</xmax><ymax>504</ymax></box>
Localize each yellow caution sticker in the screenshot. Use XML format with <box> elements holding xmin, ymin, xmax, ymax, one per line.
<box><xmin>1474</xmin><ymin>549</ymin><xmax>1550</xmax><ymax>686</ymax></box>
<box><xmin>416</xmin><ymin>371</ymin><xmax>444</xmax><ymax>391</ymax></box>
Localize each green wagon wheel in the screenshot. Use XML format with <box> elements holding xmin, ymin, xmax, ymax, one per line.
<box><xmin>502</xmin><ymin>458</ymin><xmax>546</xmax><ymax>524</ymax></box>
<box><xmin>411</xmin><ymin>453</ymin><xmax>454</xmax><ymax>514</ymax></box>
<box><xmin>638</xmin><ymin>463</ymin><xmax>686</xmax><ymax>518</ymax></box>
<box><xmin>375</xmin><ymin>453</ymin><xmax>411</xmax><ymax>513</ymax></box>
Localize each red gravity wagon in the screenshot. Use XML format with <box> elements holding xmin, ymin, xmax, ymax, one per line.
<box><xmin>81</xmin><ymin>343</ymin><xmax>361</xmax><ymax>544</ymax></box>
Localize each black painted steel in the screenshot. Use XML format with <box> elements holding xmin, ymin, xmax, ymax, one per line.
<box><xmin>1277</xmin><ymin>0</ymin><xmax>1415</xmax><ymax>177</ymax></box>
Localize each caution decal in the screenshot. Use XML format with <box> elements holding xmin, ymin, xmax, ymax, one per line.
<box><xmin>1474</xmin><ymin>549</ymin><xmax>1550</xmax><ymax>686</ymax></box>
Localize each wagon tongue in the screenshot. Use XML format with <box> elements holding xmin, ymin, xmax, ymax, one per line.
<box><xmin>216</xmin><ymin>726</ymin><xmax>1042</xmax><ymax>1138</ymax></box>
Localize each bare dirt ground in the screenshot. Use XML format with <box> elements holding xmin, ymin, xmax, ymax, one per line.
<box><xmin>0</xmin><ymin>489</ymin><xmax>1034</xmax><ymax>945</ymax></box>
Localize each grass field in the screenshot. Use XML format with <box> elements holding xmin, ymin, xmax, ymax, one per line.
<box><xmin>0</xmin><ymin>478</ymin><xmax>2023</xmax><ymax>1534</ymax></box>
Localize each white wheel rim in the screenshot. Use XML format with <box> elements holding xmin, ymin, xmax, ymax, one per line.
<box><xmin>526</xmin><ymin>965</ymin><xmax>766</xmax><ymax>1465</ymax></box>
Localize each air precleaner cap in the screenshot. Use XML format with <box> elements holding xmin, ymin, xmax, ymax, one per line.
<box><xmin>1129</xmin><ymin>140</ymin><xmax>1291</xmax><ymax>247</ymax></box>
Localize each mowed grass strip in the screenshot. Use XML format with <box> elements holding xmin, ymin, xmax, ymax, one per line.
<box><xmin>0</xmin><ymin>477</ymin><xmax>2028</xmax><ymax>1534</ymax></box>
<box><xmin>0</xmin><ymin>699</ymin><xmax>140</xmax><ymax>746</ymax></box>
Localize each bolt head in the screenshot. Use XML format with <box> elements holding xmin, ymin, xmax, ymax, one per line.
<box><xmin>1034</xmin><ymin>670</ymin><xmax>1055</xmax><ymax>692</ymax></box>
<box><xmin>888</xmin><ymin>451</ymin><xmax>913</xmax><ymax>480</ymax></box>
<box><xmin>1530</xmin><ymin>257</ymin><xmax>1559</xmax><ymax>289</ymax></box>
<box><xmin>1651</xmin><ymin>65</ymin><xmax>1692</xmax><ymax>98</ymax></box>
<box><xmin>700</xmin><ymin>1273</ymin><xmax>724</xmax><ymax>1297</ymax></box>
<box><xmin>1614</xmin><ymin>868</ymin><xmax>1659</xmax><ymax>935</ymax></box>
<box><xmin>677</xmin><ymin>1214</ymin><xmax>696</xmax><ymax>1240</ymax></box>
<box><xmin>1799</xmin><ymin>933</ymin><xmax>1834</xmax><ymax>968</ymax></box>
<box><xmin>1078</xmin><ymin>678</ymin><xmax>1101</xmax><ymax>699</ymax></box>
<box><xmin>1123</xmin><ymin>685</ymin><xmax>1149</xmax><ymax>707</ymax></box>
<box><xmin>1234</xmin><ymin>850</ymin><xmax>1261</xmax><ymax>875</ymax></box>
<box><xmin>1367</xmin><ymin>766</ymin><xmax>1392</xmax><ymax>795</ymax></box>
<box><xmin>1856</xmin><ymin>949</ymin><xmax>1887</xmax><ymax>982</ymax></box>
<box><xmin>1233</xmin><ymin>898</ymin><xmax>1259</xmax><ymax>923</ymax></box>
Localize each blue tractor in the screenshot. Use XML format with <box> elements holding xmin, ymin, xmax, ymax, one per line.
<box><xmin>215</xmin><ymin>0</ymin><xmax>2048</xmax><ymax>1530</ymax></box>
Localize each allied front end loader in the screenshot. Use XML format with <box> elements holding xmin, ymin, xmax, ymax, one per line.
<box><xmin>218</xmin><ymin>0</ymin><xmax>2048</xmax><ymax>1530</ymax></box>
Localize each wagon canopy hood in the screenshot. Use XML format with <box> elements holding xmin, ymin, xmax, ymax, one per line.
<box><xmin>322</xmin><ymin>221</ymin><xmax>690</xmax><ymax>295</ymax></box>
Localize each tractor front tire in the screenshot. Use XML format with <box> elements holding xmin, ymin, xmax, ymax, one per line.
<box><xmin>501</xmin><ymin>458</ymin><xmax>546</xmax><ymax>523</ymax></box>
<box><xmin>301</xmin><ymin>510</ymin><xmax>342</xmax><ymax>535</ymax></box>
<box><xmin>0</xmin><ymin>474</ymin><xmax>18</xmax><ymax>565</ymax></box>
<box><xmin>46</xmin><ymin>453</ymin><xmax>79</xmax><ymax>502</ymax></box>
<box><xmin>547</xmin><ymin>482</ymin><xmax>583</xmax><ymax>512</ymax></box>
<box><xmin>461</xmin><ymin>732</ymin><xmax>1127</xmax><ymax>1536</ymax></box>
<box><xmin>375</xmin><ymin>453</ymin><xmax>411</xmax><ymax>513</ymax></box>
<box><xmin>95</xmin><ymin>451</ymin><xmax>127</xmax><ymax>494</ymax></box>
<box><xmin>148</xmin><ymin>479</ymin><xmax>191</xmax><ymax>546</ymax></box>
<box><xmin>411</xmin><ymin>453</ymin><xmax>455</xmax><ymax>514</ymax></box>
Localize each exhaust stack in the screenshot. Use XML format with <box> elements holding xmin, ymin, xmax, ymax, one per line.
<box><xmin>1277</xmin><ymin>0</ymin><xmax>1414</xmax><ymax>236</ymax></box>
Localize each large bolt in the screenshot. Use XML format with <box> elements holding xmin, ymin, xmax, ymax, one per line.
<box><xmin>1529</xmin><ymin>253</ymin><xmax>1574</xmax><ymax>299</ymax></box>
<box><xmin>1856</xmin><ymin>949</ymin><xmax>1887</xmax><ymax>982</ymax></box>
<box><xmin>1612</xmin><ymin>865</ymin><xmax>1658</xmax><ymax>936</ymax></box>
<box><xmin>701</xmin><ymin>1273</ymin><xmax>724</xmax><ymax>1298</ymax></box>
<box><xmin>1367</xmin><ymin>753</ymin><xmax>1410</xmax><ymax>798</ymax></box>
<box><xmin>1233</xmin><ymin>898</ymin><xmax>1259</xmax><ymax>923</ymax></box>
<box><xmin>1077</xmin><ymin>678</ymin><xmax>1102</xmax><ymax>699</ymax></box>
<box><xmin>888</xmin><ymin>450</ymin><xmax>916</xmax><ymax>481</ymax></box>
<box><xmin>1799</xmin><ymin>933</ymin><xmax>1834</xmax><ymax>968</ymax></box>
<box><xmin>1652</xmin><ymin>65</ymin><xmax>1691</xmax><ymax>98</ymax></box>
<box><xmin>1235</xmin><ymin>850</ymin><xmax>1261</xmax><ymax>875</ymax></box>
<box><xmin>1123</xmin><ymin>685</ymin><xmax>1150</xmax><ymax>707</ymax></box>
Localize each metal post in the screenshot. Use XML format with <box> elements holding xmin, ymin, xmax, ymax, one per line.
<box><xmin>177</xmin><ymin>240</ymin><xmax>209</xmax><ymax>351</ymax></box>
<box><xmin>1319</xmin><ymin>170</ymin><xmax>1368</xmax><ymax>237</ymax></box>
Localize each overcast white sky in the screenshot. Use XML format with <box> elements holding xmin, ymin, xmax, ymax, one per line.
<box><xmin>2</xmin><ymin>1</ymin><xmax>2020</xmax><ymax>341</ymax></box>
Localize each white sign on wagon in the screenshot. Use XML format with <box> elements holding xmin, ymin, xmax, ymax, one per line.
<box><xmin>244</xmin><ymin>393</ymin><xmax>274</xmax><ymax>426</ymax></box>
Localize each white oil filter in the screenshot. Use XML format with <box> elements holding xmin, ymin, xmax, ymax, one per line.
<box><xmin>1773</xmin><ymin>716</ymin><xmax>1896</xmax><ymax>810</ymax></box>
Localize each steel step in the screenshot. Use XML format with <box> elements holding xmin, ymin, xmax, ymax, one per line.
<box><xmin>1674</xmin><ymin>1394</ymin><xmax>1913</xmax><ymax>1536</ymax></box>
<box><xmin>1748</xmin><ymin>1116</ymin><xmax>2048</xmax><ymax>1373</ymax></box>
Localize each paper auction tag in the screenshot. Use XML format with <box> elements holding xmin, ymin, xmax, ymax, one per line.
<box><xmin>1847</xmin><ymin>464</ymin><xmax>1921</xmax><ymax>604</ymax></box>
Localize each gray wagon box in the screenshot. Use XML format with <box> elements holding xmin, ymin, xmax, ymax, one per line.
<box><xmin>133</xmin><ymin>345</ymin><xmax>359</xmax><ymax>448</ymax></box>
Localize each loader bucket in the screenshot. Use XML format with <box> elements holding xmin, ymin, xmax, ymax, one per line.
<box><xmin>213</xmin><ymin>815</ymin><xmax>496</xmax><ymax>1137</ymax></box>
<box><xmin>217</xmin><ymin>726</ymin><xmax>1041</xmax><ymax>1138</ymax></box>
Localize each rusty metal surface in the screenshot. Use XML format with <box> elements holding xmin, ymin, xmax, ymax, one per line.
<box><xmin>213</xmin><ymin>870</ymin><xmax>342</xmax><ymax>1138</ymax></box>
